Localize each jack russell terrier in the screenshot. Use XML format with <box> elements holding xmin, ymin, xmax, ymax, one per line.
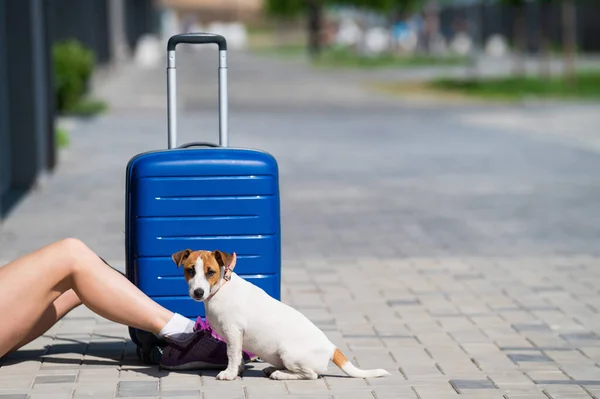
<box><xmin>172</xmin><ymin>249</ymin><xmax>391</xmax><ymax>381</ymax></box>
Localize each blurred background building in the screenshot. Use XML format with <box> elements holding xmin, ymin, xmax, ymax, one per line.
<box><xmin>159</xmin><ymin>0</ymin><xmax>263</xmax><ymax>23</ymax></box>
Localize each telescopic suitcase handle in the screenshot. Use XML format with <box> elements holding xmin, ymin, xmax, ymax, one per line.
<box><xmin>166</xmin><ymin>33</ymin><xmax>228</xmax><ymax>149</ymax></box>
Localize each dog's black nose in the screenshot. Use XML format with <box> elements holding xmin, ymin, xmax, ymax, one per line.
<box><xmin>193</xmin><ymin>288</ymin><xmax>204</xmax><ymax>298</ymax></box>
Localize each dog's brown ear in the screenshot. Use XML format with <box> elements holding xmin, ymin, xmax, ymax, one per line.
<box><xmin>212</xmin><ymin>250</ymin><xmax>233</xmax><ymax>268</ymax></box>
<box><xmin>172</xmin><ymin>249</ymin><xmax>192</xmax><ymax>267</ymax></box>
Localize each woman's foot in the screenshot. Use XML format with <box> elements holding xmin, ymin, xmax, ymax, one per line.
<box><xmin>159</xmin><ymin>329</ymin><xmax>251</xmax><ymax>370</ymax></box>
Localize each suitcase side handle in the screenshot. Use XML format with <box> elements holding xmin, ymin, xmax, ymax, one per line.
<box><xmin>167</xmin><ymin>33</ymin><xmax>229</xmax><ymax>150</ymax></box>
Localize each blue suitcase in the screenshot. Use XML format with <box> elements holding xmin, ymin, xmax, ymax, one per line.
<box><xmin>124</xmin><ymin>33</ymin><xmax>281</xmax><ymax>350</ymax></box>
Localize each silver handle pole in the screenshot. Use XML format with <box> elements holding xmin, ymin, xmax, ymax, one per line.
<box><xmin>219</xmin><ymin>50</ymin><xmax>228</xmax><ymax>147</ymax></box>
<box><xmin>166</xmin><ymin>34</ymin><xmax>228</xmax><ymax>149</ymax></box>
<box><xmin>167</xmin><ymin>50</ymin><xmax>177</xmax><ymax>149</ymax></box>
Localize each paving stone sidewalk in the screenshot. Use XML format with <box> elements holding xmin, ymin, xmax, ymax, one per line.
<box><xmin>2</xmin><ymin>255</ymin><xmax>600</xmax><ymax>399</ymax></box>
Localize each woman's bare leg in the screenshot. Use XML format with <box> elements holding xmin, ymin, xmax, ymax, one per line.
<box><xmin>0</xmin><ymin>238</ymin><xmax>179</xmax><ymax>357</ymax></box>
<box><xmin>9</xmin><ymin>290</ymin><xmax>82</xmax><ymax>353</ymax></box>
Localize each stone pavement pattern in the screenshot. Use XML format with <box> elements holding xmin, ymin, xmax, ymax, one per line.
<box><xmin>2</xmin><ymin>49</ymin><xmax>600</xmax><ymax>398</ymax></box>
<box><xmin>3</xmin><ymin>256</ymin><xmax>600</xmax><ymax>399</ymax></box>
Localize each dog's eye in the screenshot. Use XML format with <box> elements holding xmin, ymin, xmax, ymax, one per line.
<box><xmin>206</xmin><ymin>270</ymin><xmax>216</xmax><ymax>277</ymax></box>
<box><xmin>187</xmin><ymin>268</ymin><xmax>196</xmax><ymax>277</ymax></box>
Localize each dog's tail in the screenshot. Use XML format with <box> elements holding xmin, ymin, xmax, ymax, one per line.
<box><xmin>331</xmin><ymin>348</ymin><xmax>390</xmax><ymax>378</ymax></box>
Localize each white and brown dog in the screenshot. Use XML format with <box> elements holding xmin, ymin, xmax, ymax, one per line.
<box><xmin>172</xmin><ymin>249</ymin><xmax>391</xmax><ymax>381</ymax></box>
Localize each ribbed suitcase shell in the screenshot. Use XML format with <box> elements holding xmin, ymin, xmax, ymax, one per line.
<box><xmin>125</xmin><ymin>147</ymin><xmax>281</xmax><ymax>320</ymax></box>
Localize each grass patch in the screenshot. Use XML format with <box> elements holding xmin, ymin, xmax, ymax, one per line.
<box><xmin>371</xmin><ymin>80</ymin><xmax>485</xmax><ymax>105</ymax></box>
<box><xmin>313</xmin><ymin>46</ymin><xmax>467</xmax><ymax>69</ymax></box>
<box><xmin>430</xmin><ymin>69</ymin><xmax>600</xmax><ymax>100</ymax></box>
<box><xmin>251</xmin><ymin>42</ymin><xmax>308</xmax><ymax>59</ymax></box>
<box><xmin>252</xmin><ymin>43</ymin><xmax>467</xmax><ymax>69</ymax></box>
<box><xmin>55</xmin><ymin>127</ymin><xmax>69</xmax><ymax>149</ymax></box>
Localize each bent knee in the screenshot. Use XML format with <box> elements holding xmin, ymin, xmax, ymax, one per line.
<box><xmin>57</xmin><ymin>237</ymin><xmax>89</xmax><ymax>252</ymax></box>
<box><xmin>55</xmin><ymin>238</ymin><xmax>94</xmax><ymax>272</ymax></box>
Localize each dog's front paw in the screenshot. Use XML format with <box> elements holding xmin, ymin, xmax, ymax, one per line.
<box><xmin>216</xmin><ymin>369</ymin><xmax>239</xmax><ymax>381</ymax></box>
<box><xmin>269</xmin><ymin>370</ymin><xmax>287</xmax><ymax>380</ymax></box>
<box><xmin>263</xmin><ymin>366</ymin><xmax>278</xmax><ymax>377</ymax></box>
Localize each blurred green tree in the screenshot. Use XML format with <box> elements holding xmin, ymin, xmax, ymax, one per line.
<box><xmin>499</xmin><ymin>0</ymin><xmax>526</xmax><ymax>76</ymax></box>
<box><xmin>560</xmin><ymin>0</ymin><xmax>577</xmax><ymax>85</ymax></box>
<box><xmin>265</xmin><ymin>0</ymin><xmax>307</xmax><ymax>17</ymax></box>
<box><xmin>265</xmin><ymin>0</ymin><xmax>326</xmax><ymax>58</ymax></box>
<box><xmin>535</xmin><ymin>0</ymin><xmax>577</xmax><ymax>84</ymax></box>
<box><xmin>342</xmin><ymin>0</ymin><xmax>422</xmax><ymax>14</ymax></box>
<box><xmin>498</xmin><ymin>0</ymin><xmax>577</xmax><ymax>84</ymax></box>
<box><xmin>265</xmin><ymin>0</ymin><xmax>424</xmax><ymax>57</ymax></box>
<box><xmin>538</xmin><ymin>0</ymin><xmax>553</xmax><ymax>79</ymax></box>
